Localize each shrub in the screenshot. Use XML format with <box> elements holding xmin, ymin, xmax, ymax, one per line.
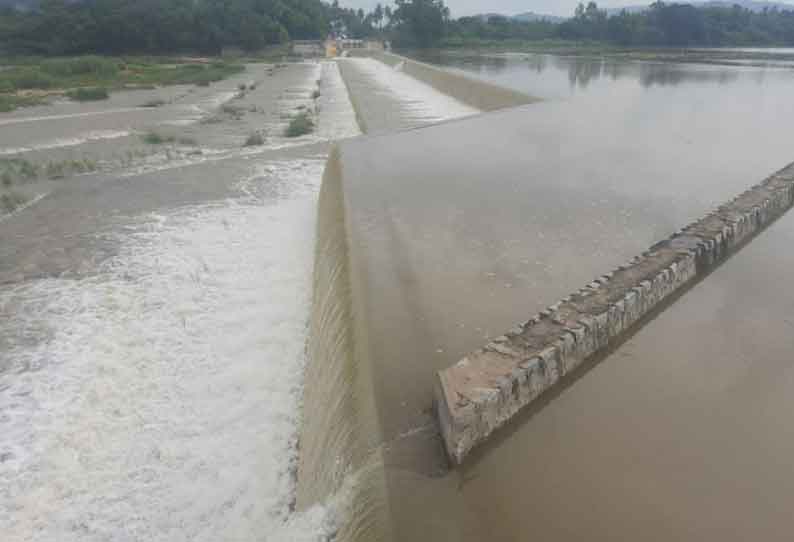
<box><xmin>8</xmin><ymin>69</ymin><xmax>56</xmax><ymax>90</ymax></box>
<box><xmin>141</xmin><ymin>131</ymin><xmax>175</xmax><ymax>145</ymax></box>
<box><xmin>284</xmin><ymin>112</ymin><xmax>314</xmax><ymax>137</ymax></box>
<box><xmin>66</xmin><ymin>87</ymin><xmax>109</xmax><ymax>101</ymax></box>
<box><xmin>41</xmin><ymin>56</ymin><xmax>119</xmax><ymax>78</ymax></box>
<box><xmin>46</xmin><ymin>161</ymin><xmax>66</xmax><ymax>179</ymax></box>
<box><xmin>1</xmin><ymin>192</ymin><xmax>27</xmax><ymax>213</ymax></box>
<box><xmin>244</xmin><ymin>132</ymin><xmax>265</xmax><ymax>146</ymax></box>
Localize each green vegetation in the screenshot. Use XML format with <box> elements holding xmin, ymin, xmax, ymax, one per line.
<box><xmin>66</xmin><ymin>87</ymin><xmax>109</xmax><ymax>101</ymax></box>
<box><xmin>1</xmin><ymin>191</ymin><xmax>27</xmax><ymax>214</ymax></box>
<box><xmin>0</xmin><ymin>157</ymin><xmax>39</xmax><ymax>183</ymax></box>
<box><xmin>0</xmin><ymin>56</ymin><xmax>244</xmax><ymax>112</ymax></box>
<box><xmin>284</xmin><ymin>112</ymin><xmax>315</xmax><ymax>137</ymax></box>
<box><xmin>141</xmin><ymin>99</ymin><xmax>167</xmax><ymax>108</ymax></box>
<box><xmin>141</xmin><ymin>131</ymin><xmax>176</xmax><ymax>145</ymax></box>
<box><xmin>244</xmin><ymin>132</ymin><xmax>266</xmax><ymax>146</ymax></box>
<box><xmin>2</xmin><ymin>0</ymin><xmax>793</xmax><ymax>63</ymax></box>
<box><xmin>140</xmin><ymin>132</ymin><xmax>196</xmax><ymax>146</ymax></box>
<box><xmin>0</xmin><ymin>93</ymin><xmax>47</xmax><ymax>112</ymax></box>
<box><xmin>393</xmin><ymin>0</ymin><xmax>794</xmax><ymax>48</ymax></box>
<box><xmin>555</xmin><ymin>2</ymin><xmax>794</xmax><ymax>47</ymax></box>
<box><xmin>0</xmin><ymin>156</ymin><xmax>97</xmax><ymax>185</ymax></box>
<box><xmin>0</xmin><ymin>0</ymin><xmax>330</xmax><ymax>55</ymax></box>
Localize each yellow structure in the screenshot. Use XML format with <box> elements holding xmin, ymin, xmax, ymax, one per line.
<box><xmin>325</xmin><ymin>40</ymin><xmax>338</xmax><ymax>58</ymax></box>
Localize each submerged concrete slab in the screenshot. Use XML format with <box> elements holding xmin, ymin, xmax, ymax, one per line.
<box><xmin>436</xmin><ymin>163</ymin><xmax>794</xmax><ymax>463</ymax></box>
<box><xmin>349</xmin><ymin>51</ymin><xmax>537</xmax><ymax>113</ymax></box>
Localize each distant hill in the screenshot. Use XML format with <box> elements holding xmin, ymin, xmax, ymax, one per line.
<box><xmin>513</xmin><ymin>12</ymin><xmax>567</xmax><ymax>23</ymax></box>
<box><xmin>700</xmin><ymin>0</ymin><xmax>794</xmax><ymax>10</ymax></box>
<box><xmin>606</xmin><ymin>1</ymin><xmax>794</xmax><ymax>15</ymax></box>
<box><xmin>473</xmin><ymin>12</ymin><xmax>567</xmax><ymax>23</ymax></box>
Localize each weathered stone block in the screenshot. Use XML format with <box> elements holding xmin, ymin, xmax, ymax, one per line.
<box><xmin>436</xmin><ymin>162</ymin><xmax>794</xmax><ymax>465</ymax></box>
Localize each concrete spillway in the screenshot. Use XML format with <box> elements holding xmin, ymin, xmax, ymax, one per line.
<box><xmin>298</xmin><ymin>53</ymin><xmax>794</xmax><ymax>542</ymax></box>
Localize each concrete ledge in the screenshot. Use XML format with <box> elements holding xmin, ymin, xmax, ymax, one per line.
<box><xmin>350</xmin><ymin>50</ymin><xmax>538</xmax><ymax>111</ymax></box>
<box><xmin>435</xmin><ymin>163</ymin><xmax>794</xmax><ymax>465</ymax></box>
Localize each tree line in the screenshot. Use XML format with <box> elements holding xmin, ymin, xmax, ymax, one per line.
<box><xmin>558</xmin><ymin>1</ymin><xmax>794</xmax><ymax>46</ymax></box>
<box><xmin>388</xmin><ymin>0</ymin><xmax>794</xmax><ymax>48</ymax></box>
<box><xmin>3</xmin><ymin>0</ymin><xmax>794</xmax><ymax>56</ymax></box>
<box><xmin>0</xmin><ymin>0</ymin><xmax>334</xmax><ymax>55</ymax></box>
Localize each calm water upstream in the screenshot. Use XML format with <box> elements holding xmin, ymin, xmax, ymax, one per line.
<box><xmin>324</xmin><ymin>51</ymin><xmax>794</xmax><ymax>542</ymax></box>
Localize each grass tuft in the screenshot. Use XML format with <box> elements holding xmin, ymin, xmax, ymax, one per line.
<box><xmin>141</xmin><ymin>99</ymin><xmax>166</xmax><ymax>108</ymax></box>
<box><xmin>244</xmin><ymin>132</ymin><xmax>265</xmax><ymax>147</ymax></box>
<box><xmin>66</xmin><ymin>87</ymin><xmax>109</xmax><ymax>101</ymax></box>
<box><xmin>0</xmin><ymin>192</ymin><xmax>28</xmax><ymax>213</ymax></box>
<box><xmin>284</xmin><ymin>112</ymin><xmax>314</xmax><ymax>138</ymax></box>
<box><xmin>141</xmin><ymin>131</ymin><xmax>176</xmax><ymax>145</ymax></box>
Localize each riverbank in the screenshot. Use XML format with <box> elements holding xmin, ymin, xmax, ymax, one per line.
<box><xmin>0</xmin><ymin>56</ymin><xmax>246</xmax><ymax>112</ymax></box>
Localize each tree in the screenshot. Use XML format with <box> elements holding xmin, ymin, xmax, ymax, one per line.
<box><xmin>373</xmin><ymin>3</ymin><xmax>384</xmax><ymax>31</ymax></box>
<box><xmin>391</xmin><ymin>0</ymin><xmax>448</xmax><ymax>47</ymax></box>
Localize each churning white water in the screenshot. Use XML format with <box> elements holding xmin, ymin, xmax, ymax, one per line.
<box><xmin>0</xmin><ymin>160</ymin><xmax>343</xmax><ymax>542</ymax></box>
<box><xmin>1</xmin><ymin>56</ymin><xmax>477</xmax><ymax>542</ymax></box>
<box><xmin>345</xmin><ymin>57</ymin><xmax>478</xmax><ymax>124</ymax></box>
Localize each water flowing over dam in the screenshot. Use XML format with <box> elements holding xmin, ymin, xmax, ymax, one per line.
<box><xmin>4</xmin><ymin>49</ymin><xmax>794</xmax><ymax>542</ymax></box>
<box><xmin>297</xmin><ymin>52</ymin><xmax>794</xmax><ymax>542</ymax></box>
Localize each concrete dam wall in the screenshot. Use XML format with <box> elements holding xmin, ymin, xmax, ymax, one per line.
<box><xmin>296</xmin><ymin>54</ymin><xmax>794</xmax><ymax>542</ymax></box>
<box><xmin>346</xmin><ymin>50</ymin><xmax>537</xmax><ymax>117</ymax></box>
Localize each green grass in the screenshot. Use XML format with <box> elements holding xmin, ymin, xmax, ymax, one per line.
<box><xmin>0</xmin><ymin>157</ymin><xmax>39</xmax><ymax>182</ymax></box>
<box><xmin>0</xmin><ymin>56</ymin><xmax>246</xmax><ymax>112</ymax></box>
<box><xmin>0</xmin><ymin>156</ymin><xmax>97</xmax><ymax>183</ymax></box>
<box><xmin>66</xmin><ymin>87</ymin><xmax>109</xmax><ymax>101</ymax></box>
<box><xmin>141</xmin><ymin>131</ymin><xmax>176</xmax><ymax>145</ymax></box>
<box><xmin>0</xmin><ymin>191</ymin><xmax>27</xmax><ymax>214</ymax></box>
<box><xmin>140</xmin><ymin>99</ymin><xmax>166</xmax><ymax>108</ymax></box>
<box><xmin>0</xmin><ymin>93</ymin><xmax>48</xmax><ymax>112</ymax></box>
<box><xmin>284</xmin><ymin>112</ymin><xmax>314</xmax><ymax>138</ymax></box>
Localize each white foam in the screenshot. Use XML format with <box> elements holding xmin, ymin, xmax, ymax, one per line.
<box><xmin>347</xmin><ymin>57</ymin><xmax>479</xmax><ymax>124</ymax></box>
<box><xmin>317</xmin><ymin>61</ymin><xmax>362</xmax><ymax>141</ymax></box>
<box><xmin>0</xmin><ymin>57</ymin><xmax>364</xmax><ymax>541</ymax></box>
<box><xmin>0</xmin><ymin>108</ymin><xmax>144</xmax><ymax>127</ymax></box>
<box><xmin>0</xmin><ymin>130</ymin><xmax>131</xmax><ymax>155</ymax></box>
<box><xmin>0</xmin><ymin>160</ymin><xmax>340</xmax><ymax>542</ymax></box>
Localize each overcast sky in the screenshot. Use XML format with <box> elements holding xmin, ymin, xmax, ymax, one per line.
<box><xmin>341</xmin><ymin>0</ymin><xmax>794</xmax><ymax>17</ymax></box>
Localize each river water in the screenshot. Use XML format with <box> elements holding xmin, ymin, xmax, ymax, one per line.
<box><xmin>5</xmin><ymin>49</ymin><xmax>794</xmax><ymax>542</ymax></box>
<box><xmin>0</xmin><ymin>56</ymin><xmax>485</xmax><ymax>542</ymax></box>
<box><xmin>312</xmin><ymin>51</ymin><xmax>794</xmax><ymax>542</ymax></box>
<box><xmin>408</xmin><ymin>50</ymin><xmax>794</xmax><ymax>542</ymax></box>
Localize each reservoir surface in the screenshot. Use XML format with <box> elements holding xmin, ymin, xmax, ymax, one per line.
<box><xmin>318</xmin><ymin>51</ymin><xmax>794</xmax><ymax>541</ymax></box>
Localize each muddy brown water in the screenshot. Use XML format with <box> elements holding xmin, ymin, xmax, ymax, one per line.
<box><xmin>303</xmin><ymin>52</ymin><xmax>794</xmax><ymax>541</ymax></box>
